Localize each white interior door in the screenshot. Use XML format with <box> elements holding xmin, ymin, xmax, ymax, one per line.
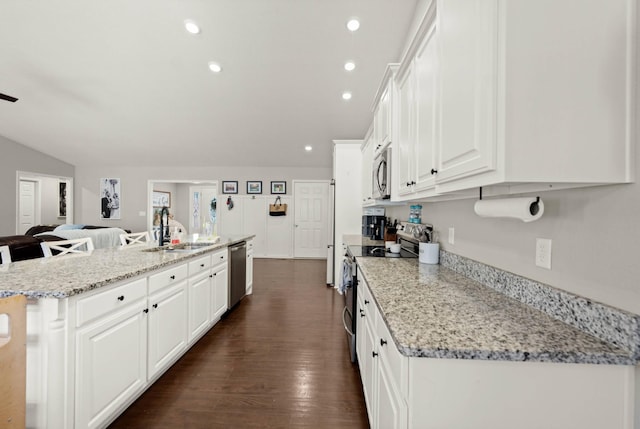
<box><xmin>19</xmin><ymin>180</ymin><xmax>39</xmax><ymax>234</ymax></box>
<box><xmin>189</xmin><ymin>186</ymin><xmax>218</xmax><ymax>236</ymax></box>
<box><xmin>293</xmin><ymin>181</ymin><xmax>330</xmax><ymax>258</ymax></box>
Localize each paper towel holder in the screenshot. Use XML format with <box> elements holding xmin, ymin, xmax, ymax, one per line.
<box><xmin>477</xmin><ymin>187</ymin><xmax>542</xmax><ymax>218</ymax></box>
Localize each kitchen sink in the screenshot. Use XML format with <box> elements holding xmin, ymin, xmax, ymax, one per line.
<box><xmin>142</xmin><ymin>242</ymin><xmax>217</xmax><ymax>253</ymax></box>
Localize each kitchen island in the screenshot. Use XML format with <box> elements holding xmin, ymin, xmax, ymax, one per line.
<box><xmin>353</xmin><ymin>252</ymin><xmax>639</xmax><ymax>429</ymax></box>
<box><xmin>0</xmin><ymin>235</ymin><xmax>254</xmax><ymax>429</ymax></box>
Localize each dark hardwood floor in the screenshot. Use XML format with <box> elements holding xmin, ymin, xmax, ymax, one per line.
<box><xmin>108</xmin><ymin>258</ymin><xmax>369</xmax><ymax>429</ymax></box>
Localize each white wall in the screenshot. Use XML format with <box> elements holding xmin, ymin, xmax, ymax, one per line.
<box><xmin>74</xmin><ymin>165</ymin><xmax>331</xmax><ymax>233</ymax></box>
<box><xmin>0</xmin><ymin>136</ymin><xmax>74</xmax><ymax>235</ymax></box>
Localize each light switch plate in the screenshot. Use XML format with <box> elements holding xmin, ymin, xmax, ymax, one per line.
<box><xmin>448</xmin><ymin>227</ymin><xmax>455</xmax><ymax>245</ymax></box>
<box><xmin>536</xmin><ymin>238</ymin><xmax>552</xmax><ymax>269</ymax></box>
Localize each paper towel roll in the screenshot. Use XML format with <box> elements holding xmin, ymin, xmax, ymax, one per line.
<box><xmin>419</xmin><ymin>242</ymin><xmax>439</xmax><ymax>264</ymax></box>
<box><xmin>473</xmin><ymin>197</ymin><xmax>544</xmax><ymax>222</ymax></box>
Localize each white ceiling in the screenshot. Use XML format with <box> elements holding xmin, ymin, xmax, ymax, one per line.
<box><xmin>0</xmin><ymin>1</ymin><xmax>418</xmax><ymax>168</ymax></box>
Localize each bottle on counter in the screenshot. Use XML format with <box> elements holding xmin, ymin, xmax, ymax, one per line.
<box><xmin>409</xmin><ymin>205</ymin><xmax>422</xmax><ymax>223</ymax></box>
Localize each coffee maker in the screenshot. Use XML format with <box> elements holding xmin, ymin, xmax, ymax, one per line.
<box><xmin>362</xmin><ymin>208</ymin><xmax>385</xmax><ymax>241</ymax></box>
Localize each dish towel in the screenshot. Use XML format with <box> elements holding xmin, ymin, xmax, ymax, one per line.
<box><xmin>338</xmin><ymin>259</ymin><xmax>352</xmax><ymax>295</ymax></box>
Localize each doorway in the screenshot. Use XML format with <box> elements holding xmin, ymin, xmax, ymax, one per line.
<box><xmin>16</xmin><ymin>171</ymin><xmax>73</xmax><ymax>234</ymax></box>
<box><xmin>293</xmin><ymin>181</ymin><xmax>330</xmax><ymax>258</ymax></box>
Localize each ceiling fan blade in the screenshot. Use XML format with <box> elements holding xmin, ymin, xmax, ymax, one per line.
<box><xmin>0</xmin><ymin>93</ymin><xmax>18</xmax><ymax>103</ymax></box>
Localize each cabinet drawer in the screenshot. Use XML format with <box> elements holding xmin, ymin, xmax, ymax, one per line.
<box><xmin>211</xmin><ymin>249</ymin><xmax>228</xmax><ymax>267</ymax></box>
<box><xmin>188</xmin><ymin>255</ymin><xmax>211</xmax><ymax>276</ymax></box>
<box><xmin>376</xmin><ymin>309</ymin><xmax>408</xmax><ymax>394</ymax></box>
<box><xmin>148</xmin><ymin>263</ymin><xmax>188</xmax><ymax>295</ymax></box>
<box><xmin>76</xmin><ymin>277</ymin><xmax>147</xmax><ymax>327</ymax></box>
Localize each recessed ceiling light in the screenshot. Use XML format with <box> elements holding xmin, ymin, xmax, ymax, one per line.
<box><xmin>344</xmin><ymin>61</ymin><xmax>356</xmax><ymax>71</ymax></box>
<box><xmin>346</xmin><ymin>19</ymin><xmax>360</xmax><ymax>32</ymax></box>
<box><xmin>342</xmin><ymin>91</ymin><xmax>352</xmax><ymax>100</ymax></box>
<box><xmin>184</xmin><ymin>20</ymin><xmax>200</xmax><ymax>34</ymax></box>
<box><xmin>208</xmin><ymin>62</ymin><xmax>222</xmax><ymax>73</ymax></box>
<box><xmin>305</xmin><ymin>145</ymin><xmax>313</xmax><ymax>152</ymax></box>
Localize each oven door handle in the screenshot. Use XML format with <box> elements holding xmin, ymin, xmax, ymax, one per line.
<box><xmin>342</xmin><ymin>306</ymin><xmax>354</xmax><ymax>336</ymax></box>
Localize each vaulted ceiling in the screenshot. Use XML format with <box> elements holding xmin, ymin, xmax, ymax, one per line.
<box><xmin>0</xmin><ymin>1</ymin><xmax>418</xmax><ymax>168</ymax></box>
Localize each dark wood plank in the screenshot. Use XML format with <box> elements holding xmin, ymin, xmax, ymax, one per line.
<box><xmin>108</xmin><ymin>259</ymin><xmax>369</xmax><ymax>428</ymax></box>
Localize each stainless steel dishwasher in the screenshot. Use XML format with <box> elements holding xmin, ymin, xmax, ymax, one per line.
<box><xmin>228</xmin><ymin>241</ymin><xmax>247</xmax><ymax>309</ymax></box>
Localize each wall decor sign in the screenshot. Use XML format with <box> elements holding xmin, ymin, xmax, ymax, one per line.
<box><xmin>58</xmin><ymin>180</ymin><xmax>67</xmax><ymax>218</ymax></box>
<box><xmin>270</xmin><ymin>181</ymin><xmax>286</xmax><ymax>194</ymax></box>
<box><xmin>247</xmin><ymin>181</ymin><xmax>262</xmax><ymax>194</ymax></box>
<box><xmin>152</xmin><ymin>190</ymin><xmax>171</xmax><ymax>208</ymax></box>
<box><xmin>100</xmin><ymin>178</ymin><xmax>121</xmax><ymax>220</ymax></box>
<box><xmin>222</xmin><ymin>181</ymin><xmax>238</xmax><ymax>194</ymax></box>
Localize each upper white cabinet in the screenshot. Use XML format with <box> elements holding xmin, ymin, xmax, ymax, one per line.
<box><xmin>391</xmin><ymin>0</ymin><xmax>635</xmax><ymax>201</ymax></box>
<box><xmin>372</xmin><ymin>65</ymin><xmax>399</xmax><ymax>152</ymax></box>
<box><xmin>361</xmin><ymin>126</ymin><xmax>375</xmax><ymax>205</ymax></box>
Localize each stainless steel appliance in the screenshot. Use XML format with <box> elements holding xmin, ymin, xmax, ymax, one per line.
<box><xmin>228</xmin><ymin>241</ymin><xmax>247</xmax><ymax>309</ymax></box>
<box><xmin>372</xmin><ymin>147</ymin><xmax>391</xmax><ymax>200</ymax></box>
<box><xmin>396</xmin><ymin>221</ymin><xmax>434</xmax><ymax>256</ymax></box>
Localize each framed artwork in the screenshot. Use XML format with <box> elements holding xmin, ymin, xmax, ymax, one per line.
<box><xmin>152</xmin><ymin>190</ymin><xmax>171</xmax><ymax>208</ymax></box>
<box><xmin>100</xmin><ymin>178</ymin><xmax>121</xmax><ymax>220</ymax></box>
<box><xmin>271</xmin><ymin>181</ymin><xmax>286</xmax><ymax>194</ymax></box>
<box><xmin>58</xmin><ymin>180</ymin><xmax>67</xmax><ymax>218</ymax></box>
<box><xmin>247</xmin><ymin>181</ymin><xmax>262</xmax><ymax>194</ymax></box>
<box><xmin>222</xmin><ymin>181</ymin><xmax>238</xmax><ymax>194</ymax></box>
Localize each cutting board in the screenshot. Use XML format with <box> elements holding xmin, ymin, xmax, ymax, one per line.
<box><xmin>0</xmin><ymin>295</ymin><xmax>26</xmax><ymax>428</ymax></box>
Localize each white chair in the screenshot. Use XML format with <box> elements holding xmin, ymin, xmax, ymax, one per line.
<box><xmin>120</xmin><ymin>231</ymin><xmax>150</xmax><ymax>247</ymax></box>
<box><xmin>40</xmin><ymin>238</ymin><xmax>95</xmax><ymax>258</ymax></box>
<box><xmin>0</xmin><ymin>245</ymin><xmax>11</xmax><ymax>264</ymax></box>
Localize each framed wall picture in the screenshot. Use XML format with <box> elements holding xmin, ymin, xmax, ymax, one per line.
<box><xmin>152</xmin><ymin>190</ymin><xmax>171</xmax><ymax>208</ymax></box>
<box><xmin>247</xmin><ymin>181</ymin><xmax>262</xmax><ymax>194</ymax></box>
<box><xmin>222</xmin><ymin>181</ymin><xmax>238</xmax><ymax>194</ymax></box>
<box><xmin>100</xmin><ymin>178</ymin><xmax>121</xmax><ymax>220</ymax></box>
<box><xmin>270</xmin><ymin>181</ymin><xmax>286</xmax><ymax>194</ymax></box>
<box><xmin>58</xmin><ymin>180</ymin><xmax>67</xmax><ymax>218</ymax></box>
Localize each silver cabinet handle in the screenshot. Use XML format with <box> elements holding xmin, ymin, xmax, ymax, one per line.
<box><xmin>342</xmin><ymin>306</ymin><xmax>354</xmax><ymax>336</ymax></box>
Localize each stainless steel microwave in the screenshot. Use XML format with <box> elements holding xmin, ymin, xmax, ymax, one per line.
<box><xmin>372</xmin><ymin>147</ymin><xmax>391</xmax><ymax>200</ymax></box>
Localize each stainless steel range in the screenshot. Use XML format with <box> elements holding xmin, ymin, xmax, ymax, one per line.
<box><xmin>395</xmin><ymin>221</ymin><xmax>434</xmax><ymax>256</ymax></box>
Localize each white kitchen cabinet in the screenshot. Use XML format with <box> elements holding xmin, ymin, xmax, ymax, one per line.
<box><xmin>361</xmin><ymin>126</ymin><xmax>375</xmax><ymax>205</ymax></box>
<box><xmin>188</xmin><ymin>269</ymin><xmax>211</xmax><ymax>342</ymax></box>
<box><xmin>211</xmin><ymin>249</ymin><xmax>229</xmax><ymax>322</ymax></box>
<box><xmin>372</xmin><ymin>65</ymin><xmax>398</xmax><ymax>152</ymax></box>
<box><xmin>74</xmin><ymin>279</ymin><xmax>148</xmax><ymax>429</ymax></box>
<box><xmin>392</xmin><ymin>0</ymin><xmax>634</xmax><ymax>201</ymax></box>
<box><xmin>246</xmin><ymin>239</ymin><xmax>254</xmax><ymax>295</ymax></box>
<box><xmin>147</xmin><ymin>280</ymin><xmax>188</xmax><ymax>380</ymax></box>
<box><xmin>356</xmin><ymin>269</ymin><xmax>407</xmax><ymax>429</ymax></box>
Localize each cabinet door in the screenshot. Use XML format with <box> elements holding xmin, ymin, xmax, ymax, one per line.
<box><xmin>211</xmin><ymin>264</ymin><xmax>228</xmax><ymax>322</ymax></box>
<box><xmin>363</xmin><ymin>312</ymin><xmax>378</xmax><ymax>427</ymax></box>
<box><xmin>413</xmin><ymin>18</ymin><xmax>439</xmax><ymax>193</ymax></box>
<box><xmin>395</xmin><ymin>63</ymin><xmax>416</xmax><ymax>197</ymax></box>
<box><xmin>188</xmin><ymin>271</ymin><xmax>211</xmax><ymax>342</ymax></box>
<box><xmin>75</xmin><ymin>301</ymin><xmax>147</xmax><ymax>429</ymax></box>
<box><xmin>437</xmin><ymin>0</ymin><xmax>498</xmax><ymax>183</ymax></box>
<box><xmin>376</xmin><ymin>86</ymin><xmax>391</xmax><ymax>147</ymax></box>
<box><xmin>147</xmin><ymin>281</ymin><xmax>188</xmax><ymax>379</ymax></box>
<box><xmin>361</xmin><ymin>134</ymin><xmax>374</xmax><ymax>204</ymax></box>
<box><xmin>377</xmin><ymin>357</ymin><xmax>407</xmax><ymax>429</ymax></box>
<box><xmin>246</xmin><ymin>250</ymin><xmax>254</xmax><ymax>295</ymax></box>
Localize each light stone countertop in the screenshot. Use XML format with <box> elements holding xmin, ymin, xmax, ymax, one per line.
<box><xmin>356</xmin><ymin>257</ymin><xmax>635</xmax><ymax>365</ymax></box>
<box><xmin>0</xmin><ymin>235</ymin><xmax>254</xmax><ymax>299</ymax></box>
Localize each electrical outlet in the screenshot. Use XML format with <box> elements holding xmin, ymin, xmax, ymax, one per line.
<box><xmin>536</xmin><ymin>238</ymin><xmax>552</xmax><ymax>269</ymax></box>
<box><xmin>448</xmin><ymin>227</ymin><xmax>455</xmax><ymax>245</ymax></box>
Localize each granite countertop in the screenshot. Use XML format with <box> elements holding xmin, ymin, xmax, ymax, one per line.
<box><xmin>356</xmin><ymin>257</ymin><xmax>635</xmax><ymax>365</ymax></box>
<box><xmin>0</xmin><ymin>235</ymin><xmax>254</xmax><ymax>299</ymax></box>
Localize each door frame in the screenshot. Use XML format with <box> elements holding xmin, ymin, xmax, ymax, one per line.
<box><xmin>292</xmin><ymin>180</ymin><xmax>331</xmax><ymax>259</ymax></box>
<box><xmin>16</xmin><ymin>171</ymin><xmax>74</xmax><ymax>234</ymax></box>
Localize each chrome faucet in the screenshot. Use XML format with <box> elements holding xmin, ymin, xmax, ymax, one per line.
<box><xmin>158</xmin><ymin>206</ymin><xmax>170</xmax><ymax>246</ymax></box>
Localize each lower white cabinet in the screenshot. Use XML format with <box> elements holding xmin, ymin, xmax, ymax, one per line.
<box><xmin>211</xmin><ymin>251</ymin><xmax>229</xmax><ymax>322</ymax></box>
<box><xmin>356</xmin><ymin>269</ymin><xmax>407</xmax><ymax>429</ymax></box>
<box><xmin>246</xmin><ymin>240</ymin><xmax>254</xmax><ymax>295</ymax></box>
<box><xmin>147</xmin><ymin>280</ymin><xmax>188</xmax><ymax>380</ymax></box>
<box><xmin>188</xmin><ymin>270</ymin><xmax>211</xmax><ymax>342</ymax></box>
<box><xmin>75</xmin><ymin>296</ymin><xmax>147</xmax><ymax>429</ymax></box>
<box><xmin>356</xmin><ymin>267</ymin><xmax>635</xmax><ymax>429</ymax></box>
